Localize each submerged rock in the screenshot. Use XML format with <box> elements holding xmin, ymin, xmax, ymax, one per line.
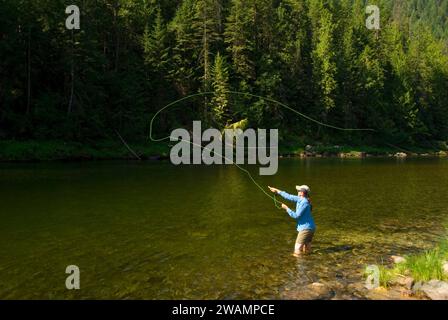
<box><xmin>366</xmin><ymin>286</ymin><xmax>422</xmax><ymax>300</ymax></box>
<box><xmin>305</xmin><ymin>283</ymin><xmax>336</xmax><ymax>300</ymax></box>
<box><xmin>420</xmin><ymin>280</ymin><xmax>448</xmax><ymax>300</ymax></box>
<box><xmin>282</xmin><ymin>282</ymin><xmax>335</xmax><ymax>300</ymax></box>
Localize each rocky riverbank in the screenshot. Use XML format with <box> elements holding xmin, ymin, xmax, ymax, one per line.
<box><xmin>363</xmin><ymin>254</ymin><xmax>448</xmax><ymax>300</ymax></box>
<box><xmin>279</xmin><ymin>255</ymin><xmax>448</xmax><ymax>300</ymax></box>
<box><xmin>1</xmin><ymin>140</ymin><xmax>447</xmax><ymax>162</ymax></box>
<box><xmin>280</xmin><ymin>145</ymin><xmax>448</xmax><ymax>159</ymax></box>
<box><xmin>280</xmin><ymin>239</ymin><xmax>448</xmax><ymax>301</ymax></box>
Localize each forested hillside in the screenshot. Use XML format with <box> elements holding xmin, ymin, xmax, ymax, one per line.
<box><xmin>406</xmin><ymin>0</ymin><xmax>448</xmax><ymax>43</ymax></box>
<box><xmin>1</xmin><ymin>0</ymin><xmax>447</xmax><ymax>152</ymax></box>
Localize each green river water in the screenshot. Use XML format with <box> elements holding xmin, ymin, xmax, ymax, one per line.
<box><xmin>1</xmin><ymin>158</ymin><xmax>447</xmax><ymax>299</ymax></box>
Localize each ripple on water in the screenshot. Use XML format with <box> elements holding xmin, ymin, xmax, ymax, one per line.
<box><xmin>1</xmin><ymin>159</ymin><xmax>448</xmax><ymax>299</ymax></box>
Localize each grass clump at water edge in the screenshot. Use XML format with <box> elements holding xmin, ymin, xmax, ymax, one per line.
<box><xmin>372</xmin><ymin>238</ymin><xmax>448</xmax><ymax>288</ymax></box>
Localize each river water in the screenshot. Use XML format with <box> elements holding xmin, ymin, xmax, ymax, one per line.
<box><xmin>1</xmin><ymin>157</ymin><xmax>447</xmax><ymax>299</ymax></box>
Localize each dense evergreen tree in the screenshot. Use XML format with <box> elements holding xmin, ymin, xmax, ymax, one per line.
<box><xmin>210</xmin><ymin>52</ymin><xmax>230</xmax><ymax>126</ymax></box>
<box><xmin>0</xmin><ymin>0</ymin><xmax>447</xmax><ymax>148</ymax></box>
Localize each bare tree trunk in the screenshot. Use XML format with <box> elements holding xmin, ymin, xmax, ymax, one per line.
<box><xmin>203</xmin><ymin>6</ymin><xmax>209</xmax><ymax>126</ymax></box>
<box><xmin>115</xmin><ymin>33</ymin><xmax>120</xmax><ymax>72</ymax></box>
<box><xmin>26</xmin><ymin>26</ymin><xmax>31</xmax><ymax>115</ymax></box>
<box><xmin>114</xmin><ymin>3</ymin><xmax>120</xmax><ymax>72</ymax></box>
<box><xmin>68</xmin><ymin>29</ymin><xmax>75</xmax><ymax>116</ymax></box>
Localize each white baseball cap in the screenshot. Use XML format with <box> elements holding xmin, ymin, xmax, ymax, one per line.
<box><xmin>296</xmin><ymin>185</ymin><xmax>311</xmax><ymax>193</ymax></box>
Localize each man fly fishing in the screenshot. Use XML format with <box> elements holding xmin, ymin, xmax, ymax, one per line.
<box><xmin>268</xmin><ymin>185</ymin><xmax>316</xmax><ymax>256</ymax></box>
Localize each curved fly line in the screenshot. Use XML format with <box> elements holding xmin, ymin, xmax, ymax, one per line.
<box><xmin>149</xmin><ymin>91</ymin><xmax>376</xmax><ymax>209</ymax></box>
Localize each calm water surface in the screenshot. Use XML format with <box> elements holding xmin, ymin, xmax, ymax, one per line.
<box><xmin>1</xmin><ymin>158</ymin><xmax>447</xmax><ymax>299</ymax></box>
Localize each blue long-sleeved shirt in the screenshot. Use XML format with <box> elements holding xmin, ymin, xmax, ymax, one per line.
<box><xmin>278</xmin><ymin>191</ymin><xmax>316</xmax><ymax>232</ymax></box>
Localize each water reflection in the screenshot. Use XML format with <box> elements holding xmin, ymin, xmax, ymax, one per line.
<box><xmin>0</xmin><ymin>158</ymin><xmax>447</xmax><ymax>299</ymax></box>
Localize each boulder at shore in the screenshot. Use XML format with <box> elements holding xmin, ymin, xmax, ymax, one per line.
<box><xmin>394</xmin><ymin>152</ymin><xmax>407</xmax><ymax>158</ymax></box>
<box><xmin>420</xmin><ymin>280</ymin><xmax>448</xmax><ymax>300</ymax></box>
<box><xmin>443</xmin><ymin>261</ymin><xmax>448</xmax><ymax>275</ymax></box>
<box><xmin>390</xmin><ymin>255</ymin><xmax>406</xmax><ymax>264</ymax></box>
